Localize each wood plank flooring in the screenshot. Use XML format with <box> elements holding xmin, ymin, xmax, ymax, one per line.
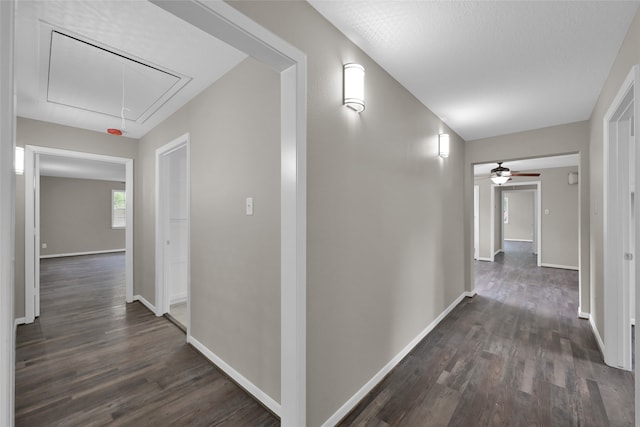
<box><xmin>338</xmin><ymin>242</ymin><xmax>635</xmax><ymax>426</ymax></box>
<box><xmin>15</xmin><ymin>253</ymin><xmax>279</xmax><ymax>426</ymax></box>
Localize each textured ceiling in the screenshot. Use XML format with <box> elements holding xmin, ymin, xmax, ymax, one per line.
<box><xmin>15</xmin><ymin>0</ymin><xmax>247</xmax><ymax>139</ymax></box>
<box><xmin>309</xmin><ymin>1</ymin><xmax>639</xmax><ymax>141</ymax></box>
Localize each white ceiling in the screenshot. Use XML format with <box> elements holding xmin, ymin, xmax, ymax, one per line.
<box><xmin>15</xmin><ymin>0</ymin><xmax>247</xmax><ymax>139</ymax></box>
<box><xmin>309</xmin><ymin>1</ymin><xmax>640</xmax><ymax>141</ymax></box>
<box><xmin>474</xmin><ymin>154</ymin><xmax>579</xmax><ymax>177</ymax></box>
<box><xmin>39</xmin><ymin>154</ymin><xmax>125</xmax><ymax>182</ymax></box>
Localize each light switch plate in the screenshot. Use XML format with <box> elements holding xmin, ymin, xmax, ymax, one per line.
<box><xmin>246</xmin><ymin>197</ymin><xmax>254</xmax><ymax>215</ymax></box>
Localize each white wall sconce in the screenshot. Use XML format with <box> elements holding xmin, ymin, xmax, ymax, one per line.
<box><xmin>15</xmin><ymin>146</ymin><xmax>24</xmax><ymax>175</ymax></box>
<box><xmin>343</xmin><ymin>63</ymin><xmax>365</xmax><ymax>112</ymax></box>
<box><xmin>438</xmin><ymin>133</ymin><xmax>450</xmax><ymax>158</ymax></box>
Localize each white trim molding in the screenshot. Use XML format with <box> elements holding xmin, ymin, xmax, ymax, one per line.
<box><xmin>476</xmin><ymin>257</ymin><xmax>493</xmax><ymax>262</ymax></box>
<box><xmin>590</xmin><ymin>315</ymin><xmax>606</xmax><ymax>360</ymax></box>
<box><xmin>541</xmin><ymin>263</ymin><xmax>579</xmax><ymax>271</ymax></box>
<box><xmin>494</xmin><ymin>249</ymin><xmax>504</xmax><ymax>257</ymax></box>
<box><xmin>577</xmin><ymin>308</ymin><xmax>590</xmax><ymax>320</ymax></box>
<box><xmin>14</xmin><ymin>318</ymin><xmax>26</xmax><ymax>327</ymax></box>
<box><xmin>0</xmin><ymin>2</ymin><xmax>16</xmax><ymax>425</ymax></box>
<box><xmin>188</xmin><ymin>335</ymin><xmax>281</xmax><ymax>417</ymax></box>
<box><xmin>133</xmin><ymin>295</ymin><xmax>157</xmax><ymax>315</ymax></box>
<box><xmin>504</xmin><ymin>238</ymin><xmax>533</xmax><ymax>242</ymax></box>
<box><xmin>603</xmin><ymin>64</ymin><xmax>638</xmax><ymax>371</ymax></box>
<box><xmin>321</xmin><ymin>292</ymin><xmax>469</xmax><ymax>427</ymax></box>
<box><xmin>40</xmin><ymin>249</ymin><xmax>125</xmax><ymax>259</ymax></box>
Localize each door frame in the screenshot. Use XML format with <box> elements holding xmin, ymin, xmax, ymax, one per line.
<box><xmin>23</xmin><ymin>145</ymin><xmax>134</xmax><ymax>323</ymax></box>
<box><xmin>147</xmin><ymin>2</ymin><xmax>307</xmax><ymax>425</ymax></box>
<box><xmin>603</xmin><ymin>64</ymin><xmax>639</xmax><ymax>372</ymax></box>
<box><xmin>0</xmin><ymin>1</ymin><xmax>15</xmax><ymax>424</ymax></box>
<box><xmin>155</xmin><ymin>133</ymin><xmax>190</xmax><ymax>323</ymax></box>
<box><xmin>490</xmin><ymin>180</ymin><xmax>541</xmax><ymax>263</ymax></box>
<box><xmin>474</xmin><ymin>185</ymin><xmax>479</xmax><ymax>259</ymax></box>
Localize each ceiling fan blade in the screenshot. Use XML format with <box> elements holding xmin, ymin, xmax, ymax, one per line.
<box><xmin>511</xmin><ymin>173</ymin><xmax>540</xmax><ymax>176</ymax></box>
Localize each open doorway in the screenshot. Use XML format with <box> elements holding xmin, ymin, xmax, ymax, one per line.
<box><xmin>23</xmin><ymin>146</ymin><xmax>133</xmax><ymax>323</ymax></box>
<box><xmin>155</xmin><ymin>133</ymin><xmax>190</xmax><ymax>332</ymax></box>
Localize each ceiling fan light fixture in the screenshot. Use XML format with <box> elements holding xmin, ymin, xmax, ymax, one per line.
<box><xmin>491</xmin><ymin>175</ymin><xmax>511</xmax><ymax>185</ymax></box>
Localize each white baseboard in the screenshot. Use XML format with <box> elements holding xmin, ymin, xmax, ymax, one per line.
<box><xmin>321</xmin><ymin>291</ymin><xmax>468</xmax><ymax>427</ymax></box>
<box><xmin>187</xmin><ymin>335</ymin><xmax>281</xmax><ymax>416</ymax></box>
<box><xmin>577</xmin><ymin>308</ymin><xmax>589</xmax><ymax>319</ymax></box>
<box><xmin>14</xmin><ymin>317</ymin><xmax>26</xmax><ymax>327</ymax></box>
<box><xmin>494</xmin><ymin>249</ymin><xmax>503</xmax><ymax>256</ymax></box>
<box><xmin>541</xmin><ymin>263</ymin><xmax>579</xmax><ymax>271</ymax></box>
<box><xmin>464</xmin><ymin>290</ymin><xmax>477</xmax><ymax>298</ymax></box>
<box><xmin>589</xmin><ymin>315</ymin><xmax>605</xmax><ymax>359</ymax></box>
<box><xmin>632</xmin><ymin>318</ymin><xmax>636</xmax><ymax>326</ymax></box>
<box><xmin>133</xmin><ymin>295</ymin><xmax>156</xmax><ymax>314</ymax></box>
<box><xmin>40</xmin><ymin>248</ymin><xmax>125</xmax><ymax>259</ymax></box>
<box><xmin>504</xmin><ymin>238</ymin><xmax>533</xmax><ymax>242</ymax></box>
<box><xmin>170</xmin><ymin>294</ymin><xmax>187</xmax><ymax>305</ymax></box>
<box><xmin>476</xmin><ymin>257</ymin><xmax>493</xmax><ymax>262</ymax></box>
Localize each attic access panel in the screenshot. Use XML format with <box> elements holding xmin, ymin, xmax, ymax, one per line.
<box><xmin>47</xmin><ymin>31</ymin><xmax>186</xmax><ymax>123</ymax></box>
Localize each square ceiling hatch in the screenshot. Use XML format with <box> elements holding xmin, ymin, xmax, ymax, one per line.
<box><xmin>47</xmin><ymin>31</ymin><xmax>190</xmax><ymax>123</ymax></box>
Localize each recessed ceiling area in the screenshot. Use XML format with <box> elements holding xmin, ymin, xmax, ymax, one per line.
<box><xmin>309</xmin><ymin>1</ymin><xmax>639</xmax><ymax>141</ymax></box>
<box><xmin>15</xmin><ymin>0</ymin><xmax>248</xmax><ymax>139</ymax></box>
<box><xmin>474</xmin><ymin>154</ymin><xmax>579</xmax><ymax>177</ymax></box>
<box><xmin>47</xmin><ymin>30</ymin><xmax>185</xmax><ymax>123</ymax></box>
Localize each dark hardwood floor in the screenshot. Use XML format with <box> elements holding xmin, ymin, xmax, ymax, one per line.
<box><xmin>15</xmin><ymin>253</ymin><xmax>279</xmax><ymax>426</ymax></box>
<box><xmin>339</xmin><ymin>242</ymin><xmax>635</xmax><ymax>426</ymax></box>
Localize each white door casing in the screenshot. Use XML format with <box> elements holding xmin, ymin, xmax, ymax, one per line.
<box><xmin>603</xmin><ymin>64</ymin><xmax>638</xmax><ymax>372</ymax></box>
<box><xmin>155</xmin><ymin>134</ymin><xmax>190</xmax><ymax>318</ymax></box>
<box><xmin>474</xmin><ymin>185</ymin><xmax>479</xmax><ymax>260</ymax></box>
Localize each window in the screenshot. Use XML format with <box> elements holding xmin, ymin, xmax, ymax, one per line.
<box><xmin>112</xmin><ymin>189</ymin><xmax>126</xmax><ymax>229</ymax></box>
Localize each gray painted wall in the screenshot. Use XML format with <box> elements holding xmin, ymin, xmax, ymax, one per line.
<box><xmin>40</xmin><ymin>177</ymin><xmax>125</xmax><ymax>256</ymax></box>
<box><xmin>15</xmin><ymin>117</ymin><xmax>137</xmax><ymax>318</ymax></box>
<box><xmin>231</xmin><ymin>2</ymin><xmax>466</xmax><ymax>425</ymax></box>
<box><xmin>588</xmin><ymin>5</ymin><xmax>640</xmax><ymax>343</ymax></box>
<box><xmin>137</xmin><ymin>57</ymin><xmax>281</xmax><ymax>402</ymax></box>
<box><xmin>504</xmin><ymin>191</ymin><xmax>534</xmax><ymax>242</ymax></box>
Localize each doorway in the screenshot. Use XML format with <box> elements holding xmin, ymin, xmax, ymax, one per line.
<box><xmin>155</xmin><ymin>134</ymin><xmax>190</xmax><ymax>331</ymax></box>
<box><xmin>23</xmin><ymin>146</ymin><xmax>133</xmax><ymax>323</ymax></box>
<box><xmin>603</xmin><ymin>65</ymin><xmax>638</xmax><ymax>371</ymax></box>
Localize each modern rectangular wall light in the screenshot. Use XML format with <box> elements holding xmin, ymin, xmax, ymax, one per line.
<box><xmin>438</xmin><ymin>134</ymin><xmax>450</xmax><ymax>158</ymax></box>
<box><xmin>344</xmin><ymin>63</ymin><xmax>365</xmax><ymax>112</ymax></box>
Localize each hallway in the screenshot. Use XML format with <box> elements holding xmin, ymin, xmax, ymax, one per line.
<box><xmin>14</xmin><ymin>253</ymin><xmax>278</xmax><ymax>426</ymax></box>
<box><xmin>339</xmin><ymin>241</ymin><xmax>634</xmax><ymax>426</ymax></box>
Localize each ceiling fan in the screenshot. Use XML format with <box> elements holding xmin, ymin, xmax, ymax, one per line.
<box><xmin>490</xmin><ymin>162</ymin><xmax>540</xmax><ymax>185</ymax></box>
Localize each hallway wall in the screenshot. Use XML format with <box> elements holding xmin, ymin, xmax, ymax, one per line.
<box><xmin>230</xmin><ymin>2</ymin><xmax>466</xmax><ymax>425</ymax></box>
<box><xmin>503</xmin><ymin>191</ymin><xmax>534</xmax><ymax>242</ymax></box>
